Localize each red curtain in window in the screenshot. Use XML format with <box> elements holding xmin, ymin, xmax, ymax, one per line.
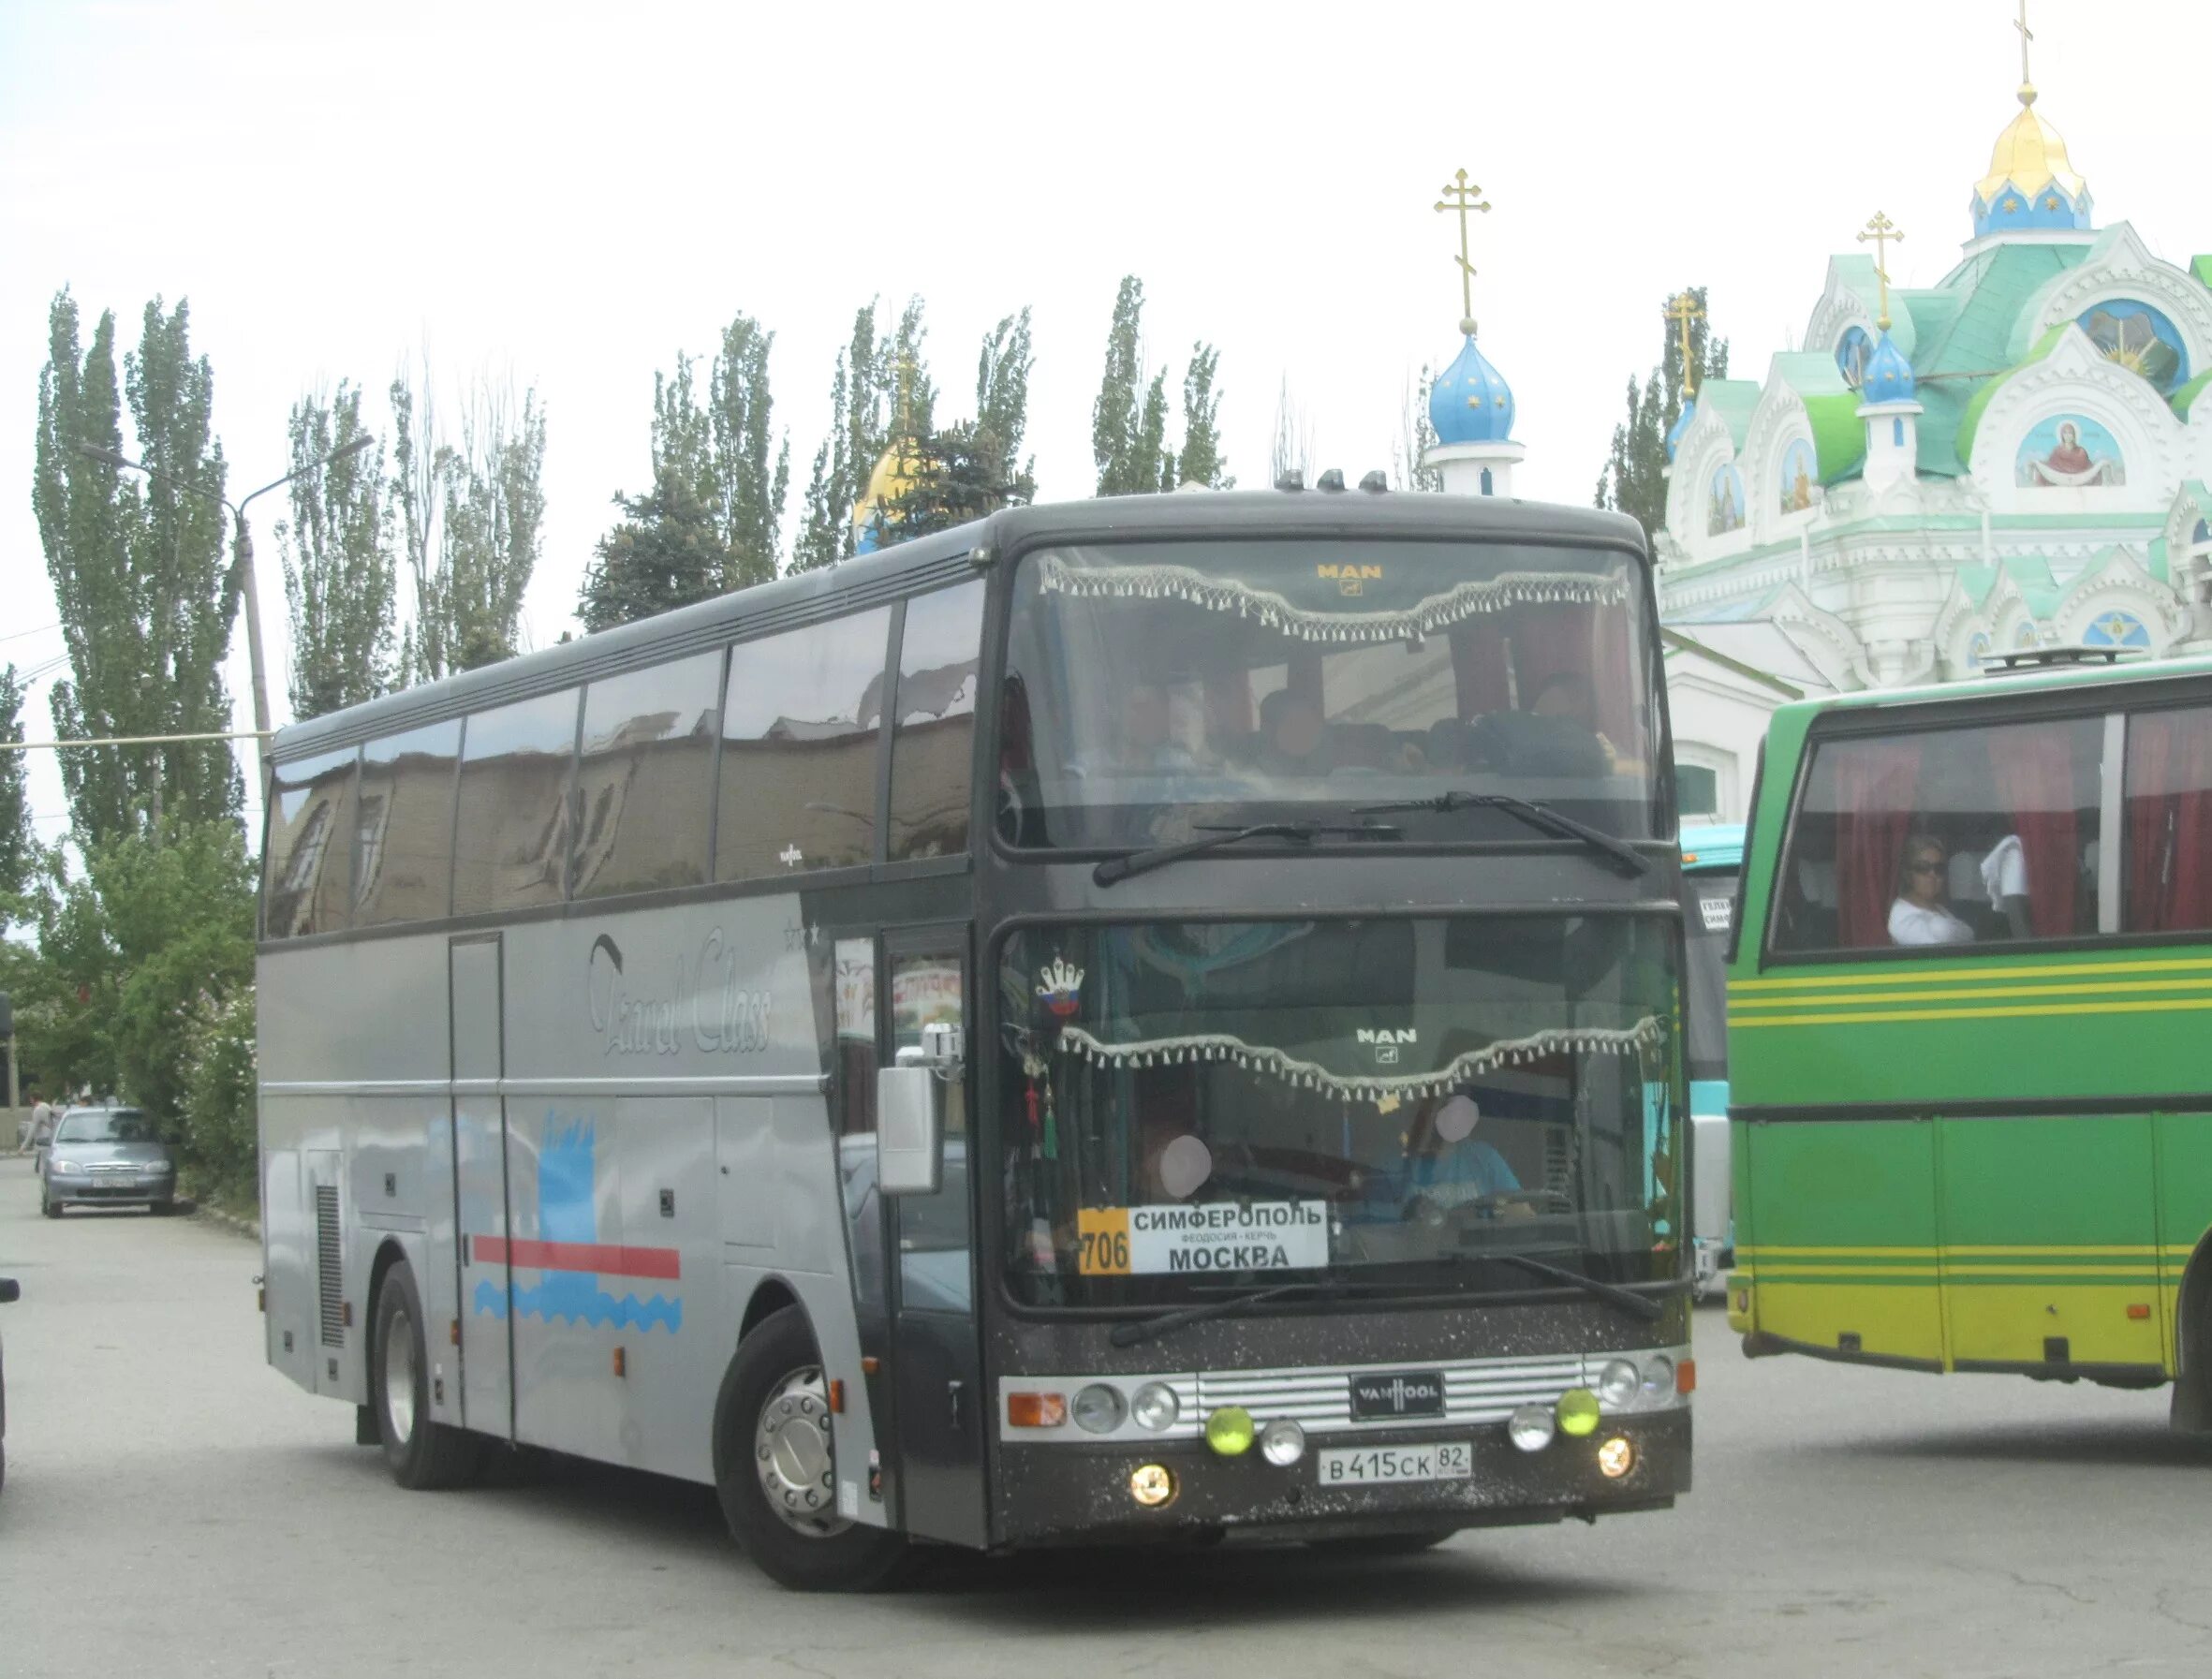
<box><xmin>2126</xmin><ymin>710</ymin><xmax>2212</xmax><ymax>933</ymax></box>
<box><xmin>1511</xmin><ymin>602</ymin><xmax>1641</xmax><ymax>748</ymax></box>
<box><xmin>1987</xmin><ymin>725</ymin><xmax>2081</xmax><ymax>937</ymax></box>
<box><xmin>1834</xmin><ymin>739</ymin><xmax>1924</xmax><ymax>947</ymax></box>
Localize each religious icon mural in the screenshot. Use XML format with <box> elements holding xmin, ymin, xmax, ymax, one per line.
<box><xmin>1706</xmin><ymin>464</ymin><xmax>1746</xmax><ymax>535</ymax></box>
<box><xmin>1777</xmin><ymin>438</ymin><xmax>1819</xmax><ymax>515</ymax></box>
<box><xmin>1836</xmin><ymin>326</ymin><xmax>1872</xmax><ymax>390</ymax></box>
<box><xmin>2076</xmin><ymin>301</ymin><xmax>2189</xmax><ymax>393</ymax></box>
<box><xmin>2080</xmin><ymin>610</ymin><xmax>2152</xmax><ymax>649</ymax></box>
<box><xmin>2015</xmin><ymin>415</ymin><xmax>2125</xmax><ymax>488</ymax></box>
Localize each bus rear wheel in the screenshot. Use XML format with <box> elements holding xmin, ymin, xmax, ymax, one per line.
<box><xmin>372</xmin><ymin>1258</ymin><xmax>483</xmax><ymax>1490</ymax></box>
<box><xmin>713</xmin><ymin>1305</ymin><xmax>908</xmax><ymax>1592</ymax></box>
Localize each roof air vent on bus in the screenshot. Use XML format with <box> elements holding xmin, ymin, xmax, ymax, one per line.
<box><xmin>1275</xmin><ymin>470</ymin><xmax>1305</xmax><ymax>492</ymax></box>
<box><xmin>1316</xmin><ymin>468</ymin><xmax>1347</xmax><ymax>493</ymax></box>
<box><xmin>1358</xmin><ymin>471</ymin><xmax>1389</xmax><ymax>493</ymax></box>
<box><xmin>1978</xmin><ymin>645</ymin><xmax>2146</xmax><ymax>677</ymax></box>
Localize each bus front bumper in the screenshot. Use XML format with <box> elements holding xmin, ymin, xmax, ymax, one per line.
<box><xmin>989</xmin><ymin>1409</ymin><xmax>1690</xmax><ymax>1548</ymax></box>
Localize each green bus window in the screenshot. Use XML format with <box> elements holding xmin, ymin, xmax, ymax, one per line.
<box><xmin>1775</xmin><ymin>716</ymin><xmax>2103</xmax><ymax>953</ymax></box>
<box><xmin>263</xmin><ymin>747</ymin><xmax>358</xmax><ymax>939</ymax></box>
<box><xmin>716</xmin><ymin>607</ymin><xmax>892</xmax><ymax>881</ymax></box>
<box><xmin>572</xmin><ymin>652</ymin><xmax>721</xmax><ymax>900</ymax></box>
<box><xmin>887</xmin><ymin>582</ymin><xmax>985</xmax><ymax>862</ymax></box>
<box><xmin>2123</xmin><ymin>705</ymin><xmax>2212</xmax><ymax>932</ymax></box>
<box><xmin>353</xmin><ymin>719</ymin><xmax>462</xmax><ymax>927</ymax></box>
<box><xmin>451</xmin><ymin>688</ymin><xmax>582</xmax><ymax>917</ymax></box>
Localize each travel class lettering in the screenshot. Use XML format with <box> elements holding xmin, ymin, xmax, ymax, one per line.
<box><xmin>587</xmin><ymin>928</ymin><xmax>773</xmax><ymax>1057</ymax></box>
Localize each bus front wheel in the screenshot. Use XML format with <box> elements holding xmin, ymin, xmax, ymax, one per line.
<box><xmin>372</xmin><ymin>1258</ymin><xmax>484</xmax><ymax>1489</ymax></box>
<box><xmin>713</xmin><ymin>1304</ymin><xmax>908</xmax><ymax>1592</ymax></box>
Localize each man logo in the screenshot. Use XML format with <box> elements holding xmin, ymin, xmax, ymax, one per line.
<box><xmin>1317</xmin><ymin>562</ymin><xmax>1382</xmax><ymax>598</ymax></box>
<box><xmin>1355</xmin><ymin>1028</ymin><xmax>1417</xmax><ymax>1044</ymax></box>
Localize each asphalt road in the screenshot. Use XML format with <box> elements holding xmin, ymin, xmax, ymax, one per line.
<box><xmin>1</xmin><ymin>1152</ymin><xmax>2206</xmax><ymax>1679</ymax></box>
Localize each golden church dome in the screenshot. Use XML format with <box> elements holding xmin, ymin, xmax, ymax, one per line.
<box><xmin>1974</xmin><ymin>90</ymin><xmax>2087</xmax><ymax>207</ymax></box>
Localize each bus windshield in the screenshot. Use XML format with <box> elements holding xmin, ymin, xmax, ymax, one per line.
<box><xmin>999</xmin><ymin>916</ymin><xmax>1683</xmax><ymax>1309</ymax></box>
<box><xmin>997</xmin><ymin>539</ymin><xmax>1662</xmax><ymax>849</ymax></box>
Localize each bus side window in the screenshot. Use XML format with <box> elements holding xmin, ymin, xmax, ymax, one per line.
<box><xmin>353</xmin><ymin>719</ymin><xmax>462</xmax><ymax>927</ymax></box>
<box><xmin>573</xmin><ymin>651</ymin><xmax>720</xmax><ymax>900</ymax></box>
<box><xmin>717</xmin><ymin>607</ymin><xmax>892</xmax><ymax>881</ymax></box>
<box><xmin>2122</xmin><ymin>702</ymin><xmax>2212</xmax><ymax>933</ymax></box>
<box><xmin>888</xmin><ymin>582</ymin><xmax>985</xmax><ymax>862</ymax></box>
<box><xmin>263</xmin><ymin>746</ymin><xmax>358</xmax><ymax>938</ymax></box>
<box><xmin>451</xmin><ymin>687</ymin><xmax>582</xmax><ymax>918</ymax></box>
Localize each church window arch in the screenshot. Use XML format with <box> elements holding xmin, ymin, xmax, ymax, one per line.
<box><xmin>2075</xmin><ymin>300</ymin><xmax>2190</xmax><ymax>394</ymax></box>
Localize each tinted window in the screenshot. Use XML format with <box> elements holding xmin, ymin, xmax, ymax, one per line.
<box><xmin>2124</xmin><ymin>704</ymin><xmax>2212</xmax><ymax>933</ymax></box>
<box><xmin>888</xmin><ymin>582</ymin><xmax>984</xmax><ymax>861</ymax></box>
<box><xmin>1677</xmin><ymin>763</ymin><xmax>1719</xmax><ymax>820</ymax></box>
<box><xmin>1774</xmin><ymin>715</ymin><xmax>2104</xmax><ymax>953</ymax></box>
<box><xmin>264</xmin><ymin>747</ymin><xmax>357</xmax><ymax>937</ymax></box>
<box><xmin>452</xmin><ymin>689</ymin><xmax>581</xmax><ymax>917</ymax></box>
<box><xmin>354</xmin><ymin>719</ymin><xmax>462</xmax><ymax>926</ymax></box>
<box><xmin>717</xmin><ymin>608</ymin><xmax>892</xmax><ymax>880</ymax></box>
<box><xmin>1683</xmin><ymin>872</ymin><xmax>1736</xmax><ymax>1083</ymax></box>
<box><xmin>574</xmin><ymin>653</ymin><xmax>721</xmax><ymax>900</ymax></box>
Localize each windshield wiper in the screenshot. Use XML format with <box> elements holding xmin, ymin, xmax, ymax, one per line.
<box><xmin>1094</xmin><ymin>820</ymin><xmax>1400</xmax><ymax>888</ymax></box>
<box><xmin>1351</xmin><ymin>789</ymin><xmax>1648</xmax><ymax>876</ymax></box>
<box><xmin>1108</xmin><ymin>1275</ymin><xmax>1341</xmax><ymax>1348</ymax></box>
<box><xmin>1456</xmin><ymin>1246</ymin><xmax>1667</xmax><ymax>1322</ymax></box>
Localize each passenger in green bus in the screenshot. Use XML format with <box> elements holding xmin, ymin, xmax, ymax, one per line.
<box><xmin>1889</xmin><ymin>832</ymin><xmax>1977</xmax><ymax>946</ymax></box>
<box><xmin>1397</xmin><ymin>1094</ymin><xmax>1524</xmax><ymax>1218</ymax></box>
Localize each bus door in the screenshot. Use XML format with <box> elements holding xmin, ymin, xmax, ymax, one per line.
<box><xmin>881</xmin><ymin>932</ymin><xmax>987</xmax><ymax>1549</ymax></box>
<box><xmin>450</xmin><ymin>934</ymin><xmax>514</xmax><ymax>1439</ymax></box>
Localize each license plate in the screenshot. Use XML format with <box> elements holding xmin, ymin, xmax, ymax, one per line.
<box><xmin>1318</xmin><ymin>1442</ymin><xmax>1472</xmax><ymax>1485</ymax></box>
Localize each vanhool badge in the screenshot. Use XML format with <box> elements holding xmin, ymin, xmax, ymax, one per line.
<box><xmin>1036</xmin><ymin>957</ymin><xmax>1084</xmax><ymax>1017</ymax></box>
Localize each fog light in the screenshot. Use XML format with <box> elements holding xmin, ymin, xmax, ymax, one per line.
<box><xmin>1597</xmin><ymin>1436</ymin><xmax>1635</xmax><ymax>1479</ymax></box>
<box><xmin>1072</xmin><ymin>1383</ymin><xmax>1128</xmax><ymax>1435</ymax></box>
<box><xmin>1508</xmin><ymin>1403</ymin><xmax>1556</xmax><ymax>1452</ymax></box>
<box><xmin>1596</xmin><ymin>1359</ymin><xmax>1640</xmax><ymax>1408</ymax></box>
<box><xmin>1131</xmin><ymin>1382</ymin><xmax>1181</xmax><ymax>1432</ymax></box>
<box><xmin>1556</xmin><ymin>1388</ymin><xmax>1600</xmax><ymax>1437</ymax></box>
<box><xmin>1204</xmin><ymin>1406</ymin><xmax>1255</xmax><ymax>1456</ymax></box>
<box><xmin>1129</xmin><ymin>1463</ymin><xmax>1176</xmax><ymax>1507</ymax></box>
<box><xmin>1260</xmin><ymin>1419</ymin><xmax>1306</xmax><ymax>1465</ymax></box>
<box><xmin>1640</xmin><ymin>1355</ymin><xmax>1674</xmax><ymax>1400</ymax></box>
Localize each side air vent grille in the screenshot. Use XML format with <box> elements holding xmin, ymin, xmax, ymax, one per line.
<box><xmin>316</xmin><ymin>1185</ymin><xmax>344</xmax><ymax>1348</ymax></box>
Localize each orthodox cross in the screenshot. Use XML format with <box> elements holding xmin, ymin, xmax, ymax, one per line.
<box><xmin>1665</xmin><ymin>292</ymin><xmax>1705</xmax><ymax>401</ymax></box>
<box><xmin>1857</xmin><ymin>212</ymin><xmax>1905</xmax><ymax>331</ymax></box>
<box><xmin>2014</xmin><ymin>0</ymin><xmax>2036</xmax><ymax>104</ymax></box>
<box><xmin>1433</xmin><ymin>169</ymin><xmax>1490</xmax><ymax>334</ymax></box>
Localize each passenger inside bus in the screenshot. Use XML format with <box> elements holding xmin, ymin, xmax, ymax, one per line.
<box><xmin>1889</xmin><ymin>832</ymin><xmax>1977</xmax><ymax>946</ymax></box>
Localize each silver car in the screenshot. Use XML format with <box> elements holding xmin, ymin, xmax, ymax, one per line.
<box><xmin>40</xmin><ymin>1107</ymin><xmax>179</xmax><ymax>1216</ymax></box>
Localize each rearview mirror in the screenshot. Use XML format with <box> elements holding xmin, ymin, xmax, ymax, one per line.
<box><xmin>0</xmin><ymin>1278</ymin><xmax>20</xmax><ymax>1304</ymax></box>
<box><xmin>877</xmin><ymin>1066</ymin><xmax>942</xmax><ymax>1195</ymax></box>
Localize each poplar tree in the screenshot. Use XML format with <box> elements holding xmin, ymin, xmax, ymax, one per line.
<box><xmin>0</xmin><ymin>665</ymin><xmax>31</xmax><ymax>925</ymax></box>
<box><xmin>1092</xmin><ymin>276</ymin><xmax>1149</xmax><ymax>495</ymax></box>
<box><xmin>1394</xmin><ymin>367</ymin><xmax>1443</xmax><ymax>492</ymax></box>
<box><xmin>1176</xmin><ymin>343</ymin><xmax>1231</xmax><ymax>489</ymax></box>
<box><xmin>710</xmin><ymin>315</ymin><xmax>789</xmax><ymax>588</ymax></box>
<box><xmin>33</xmin><ymin>291</ymin><xmax>239</xmax><ymax>841</ymax></box>
<box><xmin>276</xmin><ymin>381</ymin><xmax>396</xmax><ymax>719</ymax></box>
<box><xmin>975</xmin><ymin>309</ymin><xmax>1035</xmax><ymax>487</ymax></box>
<box><xmin>792</xmin><ymin>300</ymin><xmax>928</xmax><ymax>570</ymax></box>
<box><xmin>1597</xmin><ymin>286</ymin><xmax>1730</xmax><ymax>541</ymax></box>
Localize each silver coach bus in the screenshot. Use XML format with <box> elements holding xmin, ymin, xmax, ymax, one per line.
<box><xmin>257</xmin><ymin>487</ymin><xmax>1697</xmax><ymax>1590</ymax></box>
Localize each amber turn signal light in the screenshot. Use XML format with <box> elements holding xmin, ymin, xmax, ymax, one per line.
<box><xmin>1007</xmin><ymin>1392</ymin><xmax>1068</xmax><ymax>1428</ymax></box>
<box><xmin>1675</xmin><ymin>1359</ymin><xmax>1697</xmax><ymax>1394</ymax></box>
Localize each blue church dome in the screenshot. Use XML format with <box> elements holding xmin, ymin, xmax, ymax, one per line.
<box><xmin>1862</xmin><ymin>330</ymin><xmax>1916</xmax><ymax>405</ymax></box>
<box><xmin>1663</xmin><ymin>397</ymin><xmax>1698</xmax><ymax>462</ymax></box>
<box><xmin>1429</xmin><ymin>332</ymin><xmax>1515</xmax><ymax>445</ymax></box>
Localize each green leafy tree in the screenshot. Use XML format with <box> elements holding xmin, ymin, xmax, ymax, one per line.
<box><xmin>34</xmin><ymin>291</ymin><xmax>240</xmax><ymax>842</ymax></box>
<box><xmin>793</xmin><ymin>299</ymin><xmax>932</xmax><ymax>570</ymax></box>
<box><xmin>975</xmin><ymin>309</ymin><xmax>1035</xmax><ymax>489</ymax></box>
<box><xmin>1176</xmin><ymin>344</ymin><xmax>1231</xmax><ymax>489</ymax></box>
<box><xmin>1597</xmin><ymin>286</ymin><xmax>1730</xmax><ymax>541</ymax></box>
<box><xmin>276</xmin><ymin>382</ymin><xmax>396</xmax><ymax>720</ymax></box>
<box><xmin>710</xmin><ymin>315</ymin><xmax>790</xmax><ymax>588</ymax></box>
<box><xmin>1092</xmin><ymin>276</ymin><xmax>1150</xmax><ymax>495</ymax></box>
<box><xmin>576</xmin><ymin>464</ymin><xmax>728</xmax><ymax>632</ymax></box>
<box><xmin>0</xmin><ymin>664</ymin><xmax>32</xmax><ymax>927</ymax></box>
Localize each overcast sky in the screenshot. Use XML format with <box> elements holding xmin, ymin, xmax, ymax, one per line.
<box><xmin>3</xmin><ymin>0</ymin><xmax>2206</xmax><ymax>840</ymax></box>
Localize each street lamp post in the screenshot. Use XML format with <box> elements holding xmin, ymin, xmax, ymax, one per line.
<box><xmin>78</xmin><ymin>434</ymin><xmax>374</xmax><ymax>789</ymax></box>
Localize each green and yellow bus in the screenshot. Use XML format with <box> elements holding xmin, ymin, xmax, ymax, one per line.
<box><xmin>1722</xmin><ymin>648</ymin><xmax>2212</xmax><ymax>1428</ymax></box>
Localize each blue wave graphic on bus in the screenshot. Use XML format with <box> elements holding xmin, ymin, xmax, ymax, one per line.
<box><xmin>473</xmin><ymin>1274</ymin><xmax>683</xmax><ymax>1332</ymax></box>
<box><xmin>470</xmin><ymin>1112</ymin><xmax>685</xmax><ymax>1333</ymax></box>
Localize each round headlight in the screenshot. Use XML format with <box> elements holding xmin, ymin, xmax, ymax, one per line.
<box><xmin>1597</xmin><ymin>1436</ymin><xmax>1636</xmax><ymax>1479</ymax></box>
<box><xmin>1072</xmin><ymin>1383</ymin><xmax>1128</xmax><ymax>1435</ymax></box>
<box><xmin>1259</xmin><ymin>1418</ymin><xmax>1306</xmax><ymax>1465</ymax></box>
<box><xmin>1129</xmin><ymin>1463</ymin><xmax>1176</xmax><ymax>1507</ymax></box>
<box><xmin>1596</xmin><ymin>1359</ymin><xmax>1640</xmax><ymax>1408</ymax></box>
<box><xmin>1640</xmin><ymin>1355</ymin><xmax>1674</xmax><ymax>1400</ymax></box>
<box><xmin>1203</xmin><ymin>1406</ymin><xmax>1255</xmax><ymax>1456</ymax></box>
<box><xmin>1130</xmin><ymin>1381</ymin><xmax>1181</xmax><ymax>1432</ymax></box>
<box><xmin>1507</xmin><ymin>1403</ymin><xmax>1556</xmax><ymax>1452</ymax></box>
<box><xmin>1556</xmin><ymin>1388</ymin><xmax>1600</xmax><ymax>1437</ymax></box>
